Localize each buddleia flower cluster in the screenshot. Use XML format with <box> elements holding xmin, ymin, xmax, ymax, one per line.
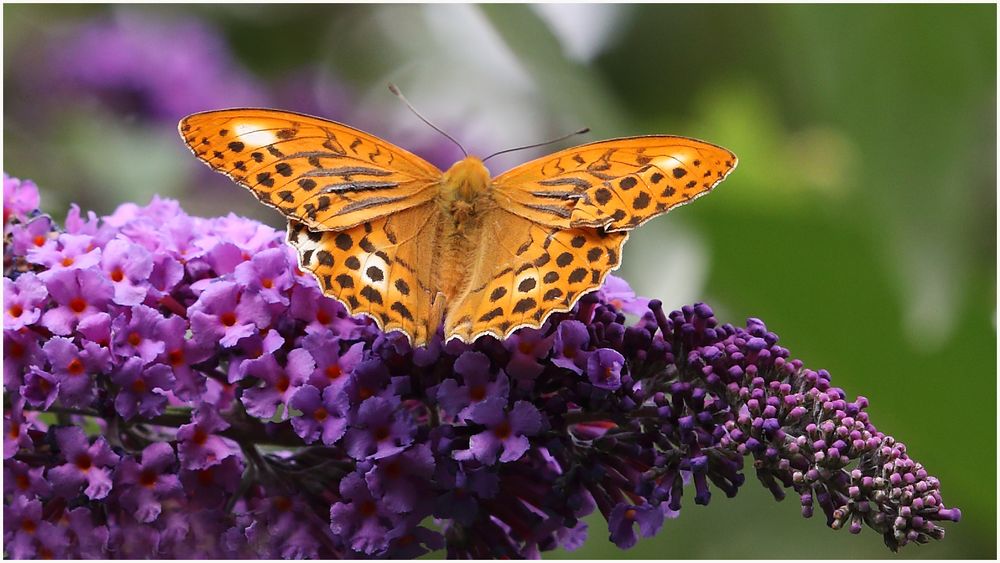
<box><xmin>2</xmin><ymin>173</ymin><xmax>960</xmax><ymax>558</ymax></box>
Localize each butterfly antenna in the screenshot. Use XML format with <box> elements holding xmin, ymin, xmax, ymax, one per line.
<box><xmin>482</xmin><ymin>127</ymin><xmax>591</xmax><ymax>163</ymax></box>
<box><xmin>388</xmin><ymin>83</ymin><xmax>467</xmax><ymax>157</ymax></box>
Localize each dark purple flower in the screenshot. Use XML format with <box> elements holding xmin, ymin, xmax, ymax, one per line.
<box><xmin>189</xmin><ymin>281</ymin><xmax>271</xmax><ymax>348</ymax></box>
<box><xmin>40</xmin><ymin>267</ymin><xmax>113</xmax><ymax>335</ymax></box>
<box><xmin>179</xmin><ymin>455</ymin><xmax>244</xmax><ymax>510</ymax></box>
<box><xmin>111</xmin><ymin>357</ymin><xmax>175</xmax><ymax>420</ymax></box>
<box><xmin>302</xmin><ymin>334</ymin><xmax>366</xmax><ymax>394</ymax></box>
<box><xmin>42</xmin><ymin>337</ymin><xmax>111</xmax><ymax>407</ymax></box>
<box><xmin>241</xmin><ymin>350</ymin><xmax>314</xmax><ymax>420</ymax></box>
<box><xmin>587</xmin><ymin>348</ymin><xmax>625</xmax><ymax>391</ymax></box>
<box><xmin>503</xmin><ymin>328</ymin><xmax>554</xmax><ymax>385</ymax></box>
<box><xmin>436</xmin><ymin>351</ymin><xmax>509</xmax><ymax>421</ymax></box>
<box><xmin>365</xmin><ymin>443</ymin><xmax>435</xmax><ymax>513</ymax></box>
<box><xmin>3</xmin><ymin>496</ymin><xmax>68</xmax><ymax>559</ymax></box>
<box><xmin>454</xmin><ymin>398</ymin><xmax>544</xmax><ymax>464</ymax></box>
<box><xmin>4</xmin><ymin>328</ymin><xmax>44</xmax><ymax>390</ymax></box>
<box><xmin>288</xmin><ymin>384</ymin><xmax>349</xmax><ymax>445</ymax></box>
<box><xmin>4</xmin><ymin>458</ymin><xmax>52</xmax><ymax>499</ymax></box>
<box><xmin>116</xmin><ymin>442</ymin><xmax>183</xmax><ymax>522</ymax></box>
<box><xmin>290</xmin><ymin>284</ymin><xmax>367</xmax><ymax>338</ymax></box>
<box><xmin>608</xmin><ymin>503</ymin><xmax>664</xmax><ymax>549</ymax></box>
<box><xmin>344</xmin><ymin>396</ymin><xmax>415</xmax><ymax>460</ymax></box>
<box><xmin>21</xmin><ymin>366</ymin><xmax>60</xmax><ymax>409</ymax></box>
<box><xmin>552</xmin><ymin>319</ymin><xmax>591</xmax><ymax>374</ymax></box>
<box><xmin>176</xmin><ymin>405</ymin><xmax>234</xmax><ymax>470</ymax></box>
<box><xmin>329</xmin><ymin>472</ymin><xmax>399</xmax><ymax>555</ymax></box>
<box><xmin>56</xmin><ymin>507</ymin><xmax>110</xmax><ymax>559</ymax></box>
<box><xmin>48</xmin><ymin>426</ymin><xmax>120</xmax><ymax>500</ymax></box>
<box><xmin>4</xmin><ymin>273</ymin><xmax>47</xmax><ymax>330</ymax></box>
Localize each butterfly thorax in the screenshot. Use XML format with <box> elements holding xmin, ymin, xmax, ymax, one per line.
<box><xmin>439</xmin><ymin>156</ymin><xmax>492</xmax><ymax>210</ymax></box>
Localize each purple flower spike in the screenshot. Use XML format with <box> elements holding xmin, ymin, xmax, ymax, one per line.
<box><xmin>48</xmin><ymin>426</ymin><xmax>120</xmax><ymax>500</ymax></box>
<box><xmin>288</xmin><ymin>384</ymin><xmax>349</xmax><ymax>445</ymax></box>
<box><xmin>111</xmin><ymin>356</ymin><xmax>175</xmax><ymax>420</ymax></box>
<box><xmin>608</xmin><ymin>503</ymin><xmax>665</xmax><ymax>549</ymax></box>
<box><xmin>454</xmin><ymin>398</ymin><xmax>544</xmax><ymax>464</ymax></box>
<box><xmin>587</xmin><ymin>348</ymin><xmax>626</xmax><ymax>391</ymax></box>
<box><xmin>40</xmin><ymin>268</ymin><xmax>113</xmax><ymax>335</ymax></box>
<box><xmin>4</xmin><ymin>273</ymin><xmax>47</xmax><ymax>330</ymax></box>
<box><xmin>116</xmin><ymin>442</ymin><xmax>183</xmax><ymax>523</ymax></box>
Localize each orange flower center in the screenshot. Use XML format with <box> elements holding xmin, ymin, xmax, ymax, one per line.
<box><xmin>192</xmin><ymin>428</ymin><xmax>208</xmax><ymax>446</ymax></box>
<box><xmin>69</xmin><ymin>297</ymin><xmax>87</xmax><ymax>313</ymax></box>
<box><xmin>493</xmin><ymin>421</ymin><xmax>512</xmax><ymax>440</ymax></box>
<box><xmin>624</xmin><ymin>508</ymin><xmax>637</xmax><ymax>521</ymax></box>
<box><xmin>325</xmin><ymin>364</ymin><xmax>342</xmax><ymax>380</ymax></box>
<box><xmin>60</xmin><ymin>257</ymin><xmax>75</xmax><ymax>267</ymax></box>
<box><xmin>313</xmin><ymin>408</ymin><xmax>328</xmax><ymax>421</ymax></box>
<box><xmin>168</xmin><ymin>348</ymin><xmax>184</xmax><ymax>366</ymax></box>
<box><xmin>67</xmin><ymin>358</ymin><xmax>85</xmax><ymax>376</ymax></box>
<box><xmin>33</xmin><ymin>235</ymin><xmax>46</xmax><ymax>247</ymax></box>
<box><xmin>316</xmin><ymin>310</ymin><xmax>331</xmax><ymax>324</ymax></box>
<box><xmin>261</xmin><ymin>278</ymin><xmax>273</xmax><ymax>289</ymax></box>
<box><xmin>469</xmin><ymin>385</ymin><xmax>486</xmax><ymax>402</ymax></box>
<box><xmin>131</xmin><ymin>379</ymin><xmax>148</xmax><ymax>393</ymax></box>
<box><xmin>275</xmin><ymin>375</ymin><xmax>290</xmax><ymax>393</ymax></box>
<box><xmin>110</xmin><ymin>268</ymin><xmax>125</xmax><ymax>282</ymax></box>
<box><xmin>8</xmin><ymin>304</ymin><xmax>23</xmax><ymax>318</ymax></box>
<box><xmin>75</xmin><ymin>453</ymin><xmax>92</xmax><ymax>470</ymax></box>
<box><xmin>127</xmin><ymin>332</ymin><xmax>142</xmax><ymax>347</ymax></box>
<box><xmin>139</xmin><ymin>468</ymin><xmax>157</xmax><ymax>487</ymax></box>
<box><xmin>219</xmin><ymin>312</ymin><xmax>237</xmax><ymax>327</ymax></box>
<box><xmin>373</xmin><ymin>426</ymin><xmax>390</xmax><ymax>441</ymax></box>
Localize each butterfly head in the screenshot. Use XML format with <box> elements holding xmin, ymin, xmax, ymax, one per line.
<box><xmin>441</xmin><ymin>156</ymin><xmax>492</xmax><ymax>203</ymax></box>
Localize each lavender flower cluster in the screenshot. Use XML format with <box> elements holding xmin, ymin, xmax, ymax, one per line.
<box><xmin>3</xmin><ymin>173</ymin><xmax>960</xmax><ymax>558</ymax></box>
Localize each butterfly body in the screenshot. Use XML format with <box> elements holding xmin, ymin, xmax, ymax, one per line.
<box><xmin>180</xmin><ymin>109</ymin><xmax>737</xmax><ymax>347</ymax></box>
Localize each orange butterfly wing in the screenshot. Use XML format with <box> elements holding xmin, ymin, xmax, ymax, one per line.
<box><xmin>443</xmin><ymin>136</ymin><xmax>736</xmax><ymax>343</ymax></box>
<box><xmin>179</xmin><ymin>109</ymin><xmax>441</xmax><ymax>230</ymax></box>
<box><xmin>491</xmin><ymin>136</ymin><xmax>737</xmax><ymax>231</ymax></box>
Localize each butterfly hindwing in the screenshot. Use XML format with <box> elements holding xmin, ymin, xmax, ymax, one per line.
<box><xmin>491</xmin><ymin>136</ymin><xmax>737</xmax><ymax>232</ymax></box>
<box><xmin>444</xmin><ymin>208</ymin><xmax>628</xmax><ymax>342</ymax></box>
<box><xmin>180</xmin><ymin>109</ymin><xmax>441</xmax><ymax>231</ymax></box>
<box><xmin>287</xmin><ymin>203</ymin><xmax>443</xmax><ymax>345</ymax></box>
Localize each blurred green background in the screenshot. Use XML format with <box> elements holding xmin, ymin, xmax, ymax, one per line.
<box><xmin>4</xmin><ymin>4</ymin><xmax>995</xmax><ymax>558</ymax></box>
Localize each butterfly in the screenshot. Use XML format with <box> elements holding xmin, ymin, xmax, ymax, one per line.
<box><xmin>179</xmin><ymin>108</ymin><xmax>736</xmax><ymax>347</ymax></box>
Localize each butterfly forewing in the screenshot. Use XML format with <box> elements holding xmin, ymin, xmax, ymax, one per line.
<box><xmin>491</xmin><ymin>136</ymin><xmax>737</xmax><ymax>232</ymax></box>
<box><xmin>180</xmin><ymin>109</ymin><xmax>441</xmax><ymax>231</ymax></box>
